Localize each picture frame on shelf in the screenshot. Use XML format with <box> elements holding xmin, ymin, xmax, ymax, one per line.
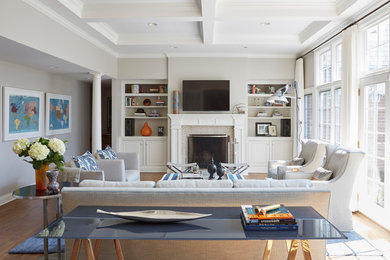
<box><xmin>268</xmin><ymin>125</ymin><xmax>277</xmax><ymax>136</ymax></box>
<box><xmin>3</xmin><ymin>87</ymin><xmax>44</xmax><ymax>141</ymax></box>
<box><xmin>255</xmin><ymin>122</ymin><xmax>272</xmax><ymax>136</ymax></box>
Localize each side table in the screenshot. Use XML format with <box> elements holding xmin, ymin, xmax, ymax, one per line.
<box><xmin>12</xmin><ymin>185</ymin><xmax>62</xmax><ymax>260</ymax></box>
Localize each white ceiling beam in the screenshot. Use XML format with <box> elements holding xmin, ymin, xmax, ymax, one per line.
<box><xmin>200</xmin><ymin>0</ymin><xmax>217</xmax><ymax>45</ymax></box>
<box><xmin>81</xmin><ymin>3</ymin><xmax>202</xmax><ymax>21</ymax></box>
<box><xmin>216</xmin><ymin>3</ymin><xmax>337</xmax><ymax>21</ymax></box>
<box><xmin>214</xmin><ymin>34</ymin><xmax>300</xmax><ymax>45</ymax></box>
<box><xmin>117</xmin><ymin>34</ymin><xmax>203</xmax><ymax>45</ymax></box>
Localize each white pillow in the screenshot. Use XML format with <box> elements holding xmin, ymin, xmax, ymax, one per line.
<box><xmin>156</xmin><ymin>180</ymin><xmax>233</xmax><ymax>188</ymax></box>
<box><xmin>79</xmin><ymin>180</ymin><xmax>155</xmax><ymax>188</ymax></box>
<box><xmin>312</xmin><ymin>167</ymin><xmax>333</xmax><ymax>181</ymax></box>
<box><xmin>291</xmin><ymin>157</ymin><xmax>305</xmax><ymax>166</ymax></box>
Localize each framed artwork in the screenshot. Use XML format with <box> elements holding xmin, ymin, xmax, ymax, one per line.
<box><xmin>255</xmin><ymin>122</ymin><xmax>272</xmax><ymax>136</ymax></box>
<box><xmin>3</xmin><ymin>87</ymin><xmax>44</xmax><ymax>141</ymax></box>
<box><xmin>46</xmin><ymin>93</ymin><xmax>71</xmax><ymax>135</ymax></box>
<box><xmin>268</xmin><ymin>125</ymin><xmax>277</xmax><ymax>136</ymax></box>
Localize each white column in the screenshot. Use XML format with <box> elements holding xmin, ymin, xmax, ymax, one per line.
<box><xmin>91</xmin><ymin>72</ymin><xmax>102</xmax><ymax>152</ymax></box>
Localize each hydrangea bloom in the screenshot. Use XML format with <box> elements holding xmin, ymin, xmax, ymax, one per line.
<box><xmin>12</xmin><ymin>138</ymin><xmax>30</xmax><ymax>154</ymax></box>
<box><xmin>48</xmin><ymin>138</ymin><xmax>66</xmax><ymax>155</ymax></box>
<box><xmin>28</xmin><ymin>142</ymin><xmax>49</xmax><ymax>160</ymax></box>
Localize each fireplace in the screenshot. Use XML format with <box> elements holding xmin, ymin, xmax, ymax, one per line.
<box><xmin>188</xmin><ymin>134</ymin><xmax>229</xmax><ymax>168</ymax></box>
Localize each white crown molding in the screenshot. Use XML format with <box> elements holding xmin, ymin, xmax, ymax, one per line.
<box><xmin>57</xmin><ymin>0</ymin><xmax>83</xmax><ymax>17</ymax></box>
<box><xmin>23</xmin><ymin>0</ymin><xmax>118</xmax><ymax>57</ymax></box>
<box><xmin>117</xmin><ymin>34</ymin><xmax>203</xmax><ymax>45</ymax></box>
<box><xmin>118</xmin><ymin>53</ymin><xmax>168</xmax><ymax>58</ymax></box>
<box><xmin>335</xmin><ymin>0</ymin><xmax>358</xmax><ymax>15</ymax></box>
<box><xmin>299</xmin><ymin>21</ymin><xmax>331</xmax><ymax>43</ymax></box>
<box><xmin>88</xmin><ymin>22</ymin><xmax>119</xmax><ymax>44</ymax></box>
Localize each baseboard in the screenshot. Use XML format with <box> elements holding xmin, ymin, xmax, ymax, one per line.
<box><xmin>0</xmin><ymin>192</ymin><xmax>14</xmax><ymax>206</ymax></box>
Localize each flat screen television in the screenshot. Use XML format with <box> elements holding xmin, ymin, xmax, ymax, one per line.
<box><xmin>182</xmin><ymin>80</ymin><xmax>230</xmax><ymax>111</ymax></box>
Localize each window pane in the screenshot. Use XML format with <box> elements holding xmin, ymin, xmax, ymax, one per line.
<box><xmin>336</xmin><ymin>44</ymin><xmax>342</xmax><ymax>80</ymax></box>
<box><xmin>319</xmin><ymin>90</ymin><xmax>331</xmax><ymax>142</ymax></box>
<box><xmin>319</xmin><ymin>50</ymin><xmax>332</xmax><ymax>84</ymax></box>
<box><xmin>364</xmin><ymin>83</ymin><xmax>386</xmax><ymax>208</ymax></box>
<box><xmin>366</xmin><ymin>19</ymin><xmax>390</xmax><ymax>72</ymax></box>
<box><xmin>334</xmin><ymin>88</ymin><xmax>341</xmax><ymax>144</ymax></box>
<box><xmin>304</xmin><ymin>94</ymin><xmax>312</xmax><ymax>139</ymax></box>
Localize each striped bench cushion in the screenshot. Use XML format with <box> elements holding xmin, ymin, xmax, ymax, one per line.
<box><xmin>161</xmin><ymin>173</ymin><xmax>179</xmax><ymax>181</ymax></box>
<box><xmin>226</xmin><ymin>173</ymin><xmax>245</xmax><ymax>182</ymax></box>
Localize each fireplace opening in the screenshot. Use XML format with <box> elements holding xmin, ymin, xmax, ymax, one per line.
<box><xmin>188</xmin><ymin>134</ymin><xmax>229</xmax><ymax>168</ymax></box>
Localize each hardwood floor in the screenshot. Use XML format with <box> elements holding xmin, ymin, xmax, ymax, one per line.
<box><xmin>0</xmin><ymin>173</ymin><xmax>388</xmax><ymax>260</ymax></box>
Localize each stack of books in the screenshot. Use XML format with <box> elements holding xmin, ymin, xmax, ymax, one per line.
<box><xmin>241</xmin><ymin>204</ymin><xmax>297</xmax><ymax>231</ymax></box>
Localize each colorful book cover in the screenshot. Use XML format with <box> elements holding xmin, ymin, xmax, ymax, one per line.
<box><xmin>240</xmin><ymin>214</ymin><xmax>298</xmax><ymax>231</ymax></box>
<box><xmin>241</xmin><ymin>205</ymin><xmax>294</xmax><ymax>221</ymax></box>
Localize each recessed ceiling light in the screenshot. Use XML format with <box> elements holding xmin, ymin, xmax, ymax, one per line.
<box><xmin>48</xmin><ymin>65</ymin><xmax>58</xmax><ymax>69</ymax></box>
<box><xmin>148</xmin><ymin>22</ymin><xmax>158</xmax><ymax>27</ymax></box>
<box><xmin>170</xmin><ymin>46</ymin><xmax>178</xmax><ymax>49</ymax></box>
<box><xmin>260</xmin><ymin>22</ymin><xmax>271</xmax><ymax>26</ymax></box>
<box><xmin>243</xmin><ymin>46</ymin><xmax>248</xmax><ymax>49</ymax></box>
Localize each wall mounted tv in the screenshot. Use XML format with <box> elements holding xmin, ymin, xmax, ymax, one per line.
<box><xmin>182</xmin><ymin>80</ymin><xmax>230</xmax><ymax>111</ymax></box>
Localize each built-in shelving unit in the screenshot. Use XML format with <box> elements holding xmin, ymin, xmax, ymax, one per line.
<box><xmin>246</xmin><ymin>82</ymin><xmax>295</xmax><ymax>172</ymax></box>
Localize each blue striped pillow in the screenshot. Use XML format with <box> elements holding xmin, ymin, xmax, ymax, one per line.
<box><xmin>73</xmin><ymin>151</ymin><xmax>99</xmax><ymax>171</ymax></box>
<box><xmin>161</xmin><ymin>173</ymin><xmax>179</xmax><ymax>181</ymax></box>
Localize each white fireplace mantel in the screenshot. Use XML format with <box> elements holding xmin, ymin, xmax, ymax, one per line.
<box><xmin>168</xmin><ymin>114</ymin><xmax>247</xmax><ymax>164</ymax></box>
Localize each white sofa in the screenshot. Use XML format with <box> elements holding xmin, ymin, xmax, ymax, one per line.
<box><xmin>62</xmin><ymin>179</ymin><xmax>331</xmax><ymax>260</ymax></box>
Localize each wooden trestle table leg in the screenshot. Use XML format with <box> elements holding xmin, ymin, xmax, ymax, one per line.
<box><xmin>70</xmin><ymin>239</ymin><xmax>81</xmax><ymax>260</ymax></box>
<box><xmin>262</xmin><ymin>240</ymin><xmax>273</xmax><ymax>260</ymax></box>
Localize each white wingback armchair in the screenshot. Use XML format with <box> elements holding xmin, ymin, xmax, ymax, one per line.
<box><xmin>97</xmin><ymin>152</ymin><xmax>140</xmax><ymax>182</ymax></box>
<box><xmin>267</xmin><ymin>139</ymin><xmax>326</xmax><ymax>179</ymax></box>
<box><xmin>311</xmin><ymin>147</ymin><xmax>364</xmax><ymax>231</ymax></box>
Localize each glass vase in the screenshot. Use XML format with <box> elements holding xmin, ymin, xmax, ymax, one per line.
<box><xmin>35</xmin><ymin>164</ymin><xmax>49</xmax><ymax>191</ymax></box>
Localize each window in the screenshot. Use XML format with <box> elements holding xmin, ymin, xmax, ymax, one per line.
<box><xmin>318</xmin><ymin>90</ymin><xmax>331</xmax><ymax>142</ymax></box>
<box><xmin>335</xmin><ymin>44</ymin><xmax>342</xmax><ymax>80</ymax></box>
<box><xmin>365</xmin><ymin>19</ymin><xmax>390</xmax><ymax>72</ymax></box>
<box><xmin>319</xmin><ymin>50</ymin><xmax>332</xmax><ymax>84</ymax></box>
<box><xmin>304</xmin><ymin>94</ymin><xmax>313</xmax><ymax>139</ymax></box>
<box><xmin>334</xmin><ymin>88</ymin><xmax>341</xmax><ymax>144</ymax></box>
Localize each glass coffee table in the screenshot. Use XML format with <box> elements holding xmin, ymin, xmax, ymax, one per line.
<box><xmin>38</xmin><ymin>205</ymin><xmax>345</xmax><ymax>260</ymax></box>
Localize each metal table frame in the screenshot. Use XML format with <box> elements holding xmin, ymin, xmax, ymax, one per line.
<box><xmin>12</xmin><ymin>185</ymin><xmax>62</xmax><ymax>260</ymax></box>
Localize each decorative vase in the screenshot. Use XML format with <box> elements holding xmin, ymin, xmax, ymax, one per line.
<box><xmin>35</xmin><ymin>164</ymin><xmax>49</xmax><ymax>191</ymax></box>
<box><xmin>46</xmin><ymin>170</ymin><xmax>60</xmax><ymax>195</ymax></box>
<box><xmin>216</xmin><ymin>163</ymin><xmax>226</xmax><ymax>180</ymax></box>
<box><xmin>173</xmin><ymin>90</ymin><xmax>179</xmax><ymax>114</ymax></box>
<box><xmin>207</xmin><ymin>158</ymin><xmax>217</xmax><ymax>180</ymax></box>
<box><xmin>141</xmin><ymin>122</ymin><xmax>152</xmax><ymax>136</ymax></box>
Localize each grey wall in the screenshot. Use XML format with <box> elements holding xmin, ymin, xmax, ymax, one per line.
<box><xmin>0</xmin><ymin>60</ymin><xmax>91</xmax><ymax>203</ymax></box>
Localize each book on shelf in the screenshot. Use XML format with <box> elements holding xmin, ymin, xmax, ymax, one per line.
<box><xmin>134</xmin><ymin>112</ymin><xmax>146</xmax><ymax>116</ymax></box>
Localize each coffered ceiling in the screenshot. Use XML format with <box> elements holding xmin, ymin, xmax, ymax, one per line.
<box><xmin>23</xmin><ymin>0</ymin><xmax>389</xmax><ymax>57</ymax></box>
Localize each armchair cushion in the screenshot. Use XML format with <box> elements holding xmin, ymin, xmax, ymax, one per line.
<box><xmin>72</xmin><ymin>151</ymin><xmax>99</xmax><ymax>171</ymax></box>
<box><xmin>312</xmin><ymin>167</ymin><xmax>333</xmax><ymax>181</ymax></box>
<box><xmin>96</xmin><ymin>146</ymin><xmax>118</xmax><ymax>159</ymax></box>
<box><xmin>58</xmin><ymin>167</ymin><xmax>80</xmax><ymax>183</ymax></box>
<box><xmin>96</xmin><ymin>159</ymin><xmax>126</xmax><ymax>182</ymax></box>
<box><xmin>324</xmin><ymin>149</ymin><xmax>348</xmax><ymax>180</ymax></box>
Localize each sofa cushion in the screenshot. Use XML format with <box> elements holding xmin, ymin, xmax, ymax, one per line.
<box><xmin>125</xmin><ymin>169</ymin><xmax>140</xmax><ymax>182</ymax></box>
<box><xmin>156</xmin><ymin>180</ymin><xmax>233</xmax><ymax>188</ymax></box>
<box><xmin>233</xmin><ymin>179</ymin><xmax>312</xmax><ymax>188</ymax></box>
<box><xmin>79</xmin><ymin>180</ymin><xmax>155</xmax><ymax>188</ymax></box>
<box><xmin>312</xmin><ymin>167</ymin><xmax>333</xmax><ymax>181</ymax></box>
<box><xmin>72</xmin><ymin>151</ymin><xmax>99</xmax><ymax>171</ymax></box>
<box><xmin>96</xmin><ymin>146</ymin><xmax>118</xmax><ymax>159</ymax></box>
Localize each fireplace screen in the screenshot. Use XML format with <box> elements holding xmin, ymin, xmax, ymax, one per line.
<box><xmin>188</xmin><ymin>134</ymin><xmax>229</xmax><ymax>168</ymax></box>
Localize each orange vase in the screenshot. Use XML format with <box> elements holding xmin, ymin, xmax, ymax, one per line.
<box><xmin>35</xmin><ymin>164</ymin><xmax>49</xmax><ymax>191</ymax></box>
<box><xmin>141</xmin><ymin>122</ymin><xmax>152</xmax><ymax>136</ymax></box>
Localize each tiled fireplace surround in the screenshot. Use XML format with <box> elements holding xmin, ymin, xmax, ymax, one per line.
<box><xmin>168</xmin><ymin>114</ymin><xmax>247</xmax><ymax>166</ymax></box>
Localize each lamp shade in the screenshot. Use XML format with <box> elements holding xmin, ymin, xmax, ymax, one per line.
<box><xmin>267</xmin><ymin>94</ymin><xmax>289</xmax><ymax>104</ymax></box>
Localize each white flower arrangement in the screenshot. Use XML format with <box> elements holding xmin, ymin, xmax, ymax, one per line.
<box><xmin>13</xmin><ymin>137</ymin><xmax>67</xmax><ymax>170</ymax></box>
